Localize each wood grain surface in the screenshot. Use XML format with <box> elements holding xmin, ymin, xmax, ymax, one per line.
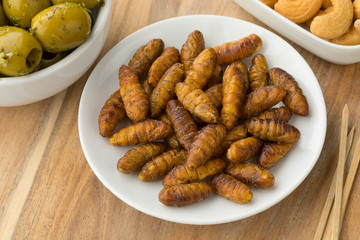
<box><xmin>1</xmin><ymin>0</ymin><xmax>360</xmax><ymax>239</ymax></box>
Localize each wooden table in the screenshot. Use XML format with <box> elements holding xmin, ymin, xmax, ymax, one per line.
<box><xmin>1</xmin><ymin>0</ymin><xmax>360</xmax><ymax>239</ymax></box>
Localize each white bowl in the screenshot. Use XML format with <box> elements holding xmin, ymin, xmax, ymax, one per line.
<box><xmin>0</xmin><ymin>0</ymin><xmax>112</xmax><ymax>107</ymax></box>
<box><xmin>78</xmin><ymin>15</ymin><xmax>326</xmax><ymax>225</ymax></box>
<box><xmin>233</xmin><ymin>0</ymin><xmax>360</xmax><ymax>65</ymax></box>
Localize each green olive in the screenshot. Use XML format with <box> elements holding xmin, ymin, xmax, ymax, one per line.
<box><xmin>51</xmin><ymin>0</ymin><xmax>102</xmax><ymax>9</ymax></box>
<box><xmin>31</xmin><ymin>3</ymin><xmax>92</xmax><ymax>53</ymax></box>
<box><xmin>0</xmin><ymin>26</ymin><xmax>43</xmax><ymax>76</ymax></box>
<box><xmin>0</xmin><ymin>4</ymin><xmax>7</xmax><ymax>26</ymax></box>
<box><xmin>2</xmin><ymin>0</ymin><xmax>51</xmax><ymax>28</ymax></box>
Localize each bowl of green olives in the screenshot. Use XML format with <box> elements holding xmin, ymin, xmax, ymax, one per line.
<box><xmin>0</xmin><ymin>0</ymin><xmax>112</xmax><ymax>106</ymax></box>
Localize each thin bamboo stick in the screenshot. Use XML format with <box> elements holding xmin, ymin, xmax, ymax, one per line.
<box><xmin>313</xmin><ymin>126</ymin><xmax>355</xmax><ymax>240</ymax></box>
<box><xmin>322</xmin><ymin>129</ymin><xmax>360</xmax><ymax>240</ymax></box>
<box><xmin>331</xmin><ymin>104</ymin><xmax>349</xmax><ymax>240</ymax></box>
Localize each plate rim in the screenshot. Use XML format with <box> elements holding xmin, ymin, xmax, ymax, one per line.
<box><xmin>78</xmin><ymin>14</ymin><xmax>327</xmax><ymax>225</ymax></box>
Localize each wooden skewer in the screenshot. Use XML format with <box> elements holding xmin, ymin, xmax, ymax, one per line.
<box><xmin>313</xmin><ymin>126</ymin><xmax>355</xmax><ymax>240</ymax></box>
<box><xmin>331</xmin><ymin>104</ymin><xmax>349</xmax><ymax>240</ymax></box>
<box><xmin>322</xmin><ymin>128</ymin><xmax>360</xmax><ymax>240</ymax></box>
<box><xmin>339</xmin><ymin>132</ymin><xmax>360</xmax><ymax>226</ymax></box>
<box><xmin>346</xmin><ymin>127</ymin><xmax>356</xmax><ymax>161</ymax></box>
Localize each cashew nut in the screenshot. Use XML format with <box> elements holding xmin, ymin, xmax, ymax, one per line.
<box><xmin>310</xmin><ymin>0</ymin><xmax>353</xmax><ymax>39</ymax></box>
<box><xmin>354</xmin><ymin>0</ymin><xmax>360</xmax><ymax>19</ymax></box>
<box><xmin>259</xmin><ymin>0</ymin><xmax>278</xmax><ymax>8</ymax></box>
<box><xmin>330</xmin><ymin>20</ymin><xmax>360</xmax><ymax>45</ymax></box>
<box><xmin>305</xmin><ymin>9</ymin><xmax>325</xmax><ymax>27</ymax></box>
<box><xmin>322</xmin><ymin>0</ymin><xmax>333</xmax><ymax>9</ymax></box>
<box><xmin>356</xmin><ymin>19</ymin><xmax>360</xmax><ymax>30</ymax></box>
<box><xmin>274</xmin><ymin>0</ymin><xmax>323</xmax><ymax>23</ymax></box>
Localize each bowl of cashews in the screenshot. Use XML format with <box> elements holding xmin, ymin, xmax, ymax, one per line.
<box><xmin>233</xmin><ymin>0</ymin><xmax>360</xmax><ymax>65</ymax></box>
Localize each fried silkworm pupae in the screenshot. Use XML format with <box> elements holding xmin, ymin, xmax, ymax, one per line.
<box><xmin>142</xmin><ymin>78</ymin><xmax>153</xmax><ymax>97</ymax></box>
<box><xmin>226</xmin><ymin>136</ymin><xmax>263</xmax><ymax>163</ymax></box>
<box><xmin>184</xmin><ymin>48</ymin><xmax>217</xmax><ymax>89</ymax></box>
<box><xmin>205</xmin><ymin>65</ymin><xmax>222</xmax><ymax>88</ymax></box>
<box><xmin>269</xmin><ymin>67</ymin><xmax>309</xmax><ymax>116</ymax></box>
<box><xmin>221</xmin><ymin>61</ymin><xmax>248</xmax><ymax>129</ymax></box>
<box><xmin>150</xmin><ymin>63</ymin><xmax>185</xmax><ymax>118</ymax></box>
<box><xmin>249</xmin><ymin>53</ymin><xmax>269</xmax><ymax>91</ymax></box>
<box><xmin>158</xmin><ymin>182</ymin><xmax>214</xmax><ymax>207</ymax></box>
<box><xmin>117</xmin><ymin>142</ymin><xmax>167</xmax><ymax>174</ymax></box>
<box><xmin>211</xmin><ymin>173</ymin><xmax>253</xmax><ymax>204</ymax></box>
<box><xmin>247</xmin><ymin>119</ymin><xmax>300</xmax><ymax>143</ymax></box>
<box><xmin>138</xmin><ymin>149</ymin><xmax>187</xmax><ymax>182</ymax></box>
<box><xmin>214</xmin><ymin>34</ymin><xmax>262</xmax><ymax>65</ymax></box>
<box><xmin>175</xmin><ymin>82</ymin><xmax>220</xmax><ymax>124</ymax></box>
<box><xmin>186</xmin><ymin>124</ymin><xmax>226</xmax><ymax>170</ymax></box>
<box><xmin>248</xmin><ymin>106</ymin><xmax>292</xmax><ymax>123</ymax></box>
<box><xmin>98</xmin><ymin>89</ymin><xmax>126</xmax><ymax>137</ymax></box>
<box><xmin>180</xmin><ymin>30</ymin><xmax>205</xmax><ymax>72</ymax></box>
<box><xmin>157</xmin><ymin>113</ymin><xmax>182</xmax><ymax>149</ymax></box>
<box><xmin>147</xmin><ymin>47</ymin><xmax>180</xmax><ymax>88</ymax></box>
<box><xmin>214</xmin><ymin>122</ymin><xmax>248</xmax><ymax>157</ymax></box>
<box><xmin>118</xmin><ymin>65</ymin><xmax>149</xmax><ymax>122</ymax></box>
<box><xmin>225</xmin><ymin>162</ymin><xmax>275</xmax><ymax>188</ymax></box>
<box><xmin>205</xmin><ymin>83</ymin><xmax>222</xmax><ymax>109</ymax></box>
<box><xmin>128</xmin><ymin>38</ymin><xmax>164</xmax><ymax>78</ymax></box>
<box><xmin>166</xmin><ymin>100</ymin><xmax>198</xmax><ymax>150</ymax></box>
<box><xmin>110</xmin><ymin>119</ymin><xmax>173</xmax><ymax>146</ymax></box>
<box><xmin>233</xmin><ymin>60</ymin><xmax>250</xmax><ymax>91</ymax></box>
<box><xmin>257</xmin><ymin>142</ymin><xmax>296</xmax><ymax>169</ymax></box>
<box><xmin>163</xmin><ymin>158</ymin><xmax>227</xmax><ymax>187</ymax></box>
<box><xmin>241</xmin><ymin>86</ymin><xmax>286</xmax><ymax>118</ymax></box>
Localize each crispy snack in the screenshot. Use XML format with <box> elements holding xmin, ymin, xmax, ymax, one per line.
<box><xmin>260</xmin><ymin>0</ymin><xmax>278</xmax><ymax>8</ymax></box>
<box><xmin>98</xmin><ymin>89</ymin><xmax>126</xmax><ymax>137</ymax></box>
<box><xmin>269</xmin><ymin>67</ymin><xmax>309</xmax><ymax>116</ymax></box>
<box><xmin>158</xmin><ymin>113</ymin><xmax>182</xmax><ymax>149</ymax></box>
<box><xmin>119</xmin><ymin>65</ymin><xmax>149</xmax><ymax>122</ymax></box>
<box><xmin>184</xmin><ymin>48</ymin><xmax>217</xmax><ymax>89</ymax></box>
<box><xmin>258</xmin><ymin>142</ymin><xmax>296</xmax><ymax>169</ymax></box>
<box><xmin>158</xmin><ymin>182</ymin><xmax>214</xmax><ymax>207</ymax></box>
<box><xmin>128</xmin><ymin>38</ymin><xmax>164</xmax><ymax>78</ymax></box>
<box><xmin>205</xmin><ymin>83</ymin><xmax>222</xmax><ymax>109</ymax></box>
<box><xmin>330</xmin><ymin>23</ymin><xmax>360</xmax><ymax>46</ymax></box>
<box><xmin>166</xmin><ymin>100</ymin><xmax>198</xmax><ymax>150</ymax></box>
<box><xmin>117</xmin><ymin>142</ymin><xmax>167</xmax><ymax>174</ymax></box>
<box><xmin>142</xmin><ymin>78</ymin><xmax>153</xmax><ymax>97</ymax></box>
<box><xmin>214</xmin><ymin>123</ymin><xmax>248</xmax><ymax>157</ymax></box>
<box><xmin>226</xmin><ymin>136</ymin><xmax>263</xmax><ymax>163</ymax></box>
<box><xmin>225</xmin><ymin>162</ymin><xmax>275</xmax><ymax>188</ymax></box>
<box><xmin>138</xmin><ymin>149</ymin><xmax>187</xmax><ymax>182</ymax></box>
<box><xmin>233</xmin><ymin>60</ymin><xmax>250</xmax><ymax>91</ymax></box>
<box><xmin>249</xmin><ymin>54</ymin><xmax>269</xmax><ymax>91</ymax></box>
<box><xmin>205</xmin><ymin>65</ymin><xmax>222</xmax><ymax>88</ymax></box>
<box><xmin>163</xmin><ymin>158</ymin><xmax>227</xmax><ymax>187</ymax></box>
<box><xmin>221</xmin><ymin>61</ymin><xmax>248</xmax><ymax>129</ymax></box>
<box><xmin>309</xmin><ymin>0</ymin><xmax>352</xmax><ymax>39</ymax></box>
<box><xmin>150</xmin><ymin>63</ymin><xmax>185</xmax><ymax>118</ymax></box>
<box><xmin>147</xmin><ymin>47</ymin><xmax>180</xmax><ymax>88</ymax></box>
<box><xmin>249</xmin><ymin>106</ymin><xmax>292</xmax><ymax>123</ymax></box>
<box><xmin>186</xmin><ymin>124</ymin><xmax>226</xmax><ymax>170</ymax></box>
<box><xmin>211</xmin><ymin>173</ymin><xmax>253</xmax><ymax>204</ymax></box>
<box><xmin>180</xmin><ymin>30</ymin><xmax>205</xmax><ymax>72</ymax></box>
<box><xmin>275</xmin><ymin>0</ymin><xmax>323</xmax><ymax>24</ymax></box>
<box><xmin>241</xmin><ymin>86</ymin><xmax>286</xmax><ymax>118</ymax></box>
<box><xmin>175</xmin><ymin>82</ymin><xmax>220</xmax><ymax>124</ymax></box>
<box><xmin>110</xmin><ymin>119</ymin><xmax>173</xmax><ymax>146</ymax></box>
<box><xmin>247</xmin><ymin>119</ymin><xmax>300</xmax><ymax>143</ymax></box>
<box><xmin>214</xmin><ymin>34</ymin><xmax>262</xmax><ymax>65</ymax></box>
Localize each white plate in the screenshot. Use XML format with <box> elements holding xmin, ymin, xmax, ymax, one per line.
<box><xmin>78</xmin><ymin>15</ymin><xmax>327</xmax><ymax>225</ymax></box>
<box><xmin>233</xmin><ymin>0</ymin><xmax>360</xmax><ymax>65</ymax></box>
